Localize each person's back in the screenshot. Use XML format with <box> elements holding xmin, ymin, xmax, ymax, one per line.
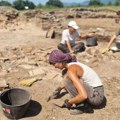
<box><xmin>68</xmin><ymin>62</ymin><xmax>103</xmax><ymax>88</ymax></box>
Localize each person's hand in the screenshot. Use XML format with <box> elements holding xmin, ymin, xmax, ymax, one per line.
<box><xmin>70</xmin><ymin>50</ymin><xmax>76</xmax><ymax>56</ymax></box>
<box><xmin>70</xmin><ymin>50</ymin><xmax>74</xmax><ymax>54</ymax></box>
<box><xmin>62</xmin><ymin>99</ymin><xmax>72</xmax><ymax>110</ymax></box>
<box><xmin>102</xmin><ymin>47</ymin><xmax>109</xmax><ymax>54</ymax></box>
<box><xmin>52</xmin><ymin>87</ymin><xmax>62</xmax><ymax>98</ymax></box>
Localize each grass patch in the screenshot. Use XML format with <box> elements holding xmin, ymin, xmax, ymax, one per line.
<box><xmin>35</xmin><ymin>5</ymin><xmax>120</xmax><ymax>12</ymax></box>
<box><xmin>17</xmin><ymin>5</ymin><xmax>120</xmax><ymax>12</ymax></box>
<box><xmin>36</xmin><ymin>5</ymin><xmax>63</xmax><ymax>11</ymax></box>
<box><xmin>85</xmin><ymin>5</ymin><xmax>120</xmax><ymax>11</ymax></box>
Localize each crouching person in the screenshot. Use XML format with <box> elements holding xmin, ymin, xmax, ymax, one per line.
<box><xmin>49</xmin><ymin>50</ymin><xmax>104</xmax><ymax>115</ymax></box>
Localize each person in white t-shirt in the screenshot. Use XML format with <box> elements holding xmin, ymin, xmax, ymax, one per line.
<box><xmin>57</xmin><ymin>21</ymin><xmax>95</xmax><ymax>53</ymax></box>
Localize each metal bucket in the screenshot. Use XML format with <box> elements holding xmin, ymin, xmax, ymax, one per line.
<box><xmin>86</xmin><ymin>37</ymin><xmax>98</xmax><ymax>47</ymax></box>
<box><xmin>0</xmin><ymin>88</ymin><xmax>31</xmax><ymax>119</ymax></box>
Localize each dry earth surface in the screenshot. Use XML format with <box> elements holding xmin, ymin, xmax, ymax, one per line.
<box><xmin>0</xmin><ymin>7</ymin><xmax>120</xmax><ymax>120</ymax></box>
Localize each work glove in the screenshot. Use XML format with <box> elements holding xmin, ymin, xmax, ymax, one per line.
<box><xmin>102</xmin><ymin>47</ymin><xmax>109</xmax><ymax>54</ymax></box>
<box><xmin>62</xmin><ymin>99</ymin><xmax>72</xmax><ymax>110</ymax></box>
<box><xmin>52</xmin><ymin>87</ymin><xmax>62</xmax><ymax>98</ymax></box>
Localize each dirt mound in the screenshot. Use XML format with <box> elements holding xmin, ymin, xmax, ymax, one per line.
<box><xmin>0</xmin><ymin>6</ymin><xmax>18</xmax><ymax>28</ymax></box>
<box><xmin>0</xmin><ymin>7</ymin><xmax>117</xmax><ymax>33</ymax></box>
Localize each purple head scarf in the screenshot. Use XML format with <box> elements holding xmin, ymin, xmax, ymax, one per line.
<box><xmin>49</xmin><ymin>50</ymin><xmax>77</xmax><ymax>64</ymax></box>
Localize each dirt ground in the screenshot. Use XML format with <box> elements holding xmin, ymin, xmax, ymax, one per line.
<box><xmin>0</xmin><ymin>18</ymin><xmax>120</xmax><ymax>120</ymax></box>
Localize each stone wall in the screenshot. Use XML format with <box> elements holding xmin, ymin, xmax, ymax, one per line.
<box><xmin>0</xmin><ymin>7</ymin><xmax>116</xmax><ymax>29</ymax></box>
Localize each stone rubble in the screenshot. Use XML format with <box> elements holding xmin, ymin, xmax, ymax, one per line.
<box><xmin>0</xmin><ymin>6</ymin><xmax>119</xmax><ymax>90</ymax></box>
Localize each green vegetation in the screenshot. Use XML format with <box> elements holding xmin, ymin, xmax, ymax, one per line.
<box><xmin>0</xmin><ymin>0</ymin><xmax>12</xmax><ymax>6</ymax></box>
<box><xmin>86</xmin><ymin>5</ymin><xmax>120</xmax><ymax>11</ymax></box>
<box><xmin>36</xmin><ymin>5</ymin><xmax>62</xmax><ymax>10</ymax></box>
<box><xmin>89</xmin><ymin>0</ymin><xmax>103</xmax><ymax>6</ymax></box>
<box><xmin>0</xmin><ymin>0</ymin><xmax>120</xmax><ymax>11</ymax></box>
<box><xmin>46</xmin><ymin>0</ymin><xmax>64</xmax><ymax>8</ymax></box>
<box><xmin>114</xmin><ymin>0</ymin><xmax>120</xmax><ymax>6</ymax></box>
<box><xmin>13</xmin><ymin>0</ymin><xmax>36</xmax><ymax>10</ymax></box>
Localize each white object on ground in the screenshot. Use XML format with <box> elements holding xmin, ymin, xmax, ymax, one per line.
<box><xmin>110</xmin><ymin>46</ymin><xmax>120</xmax><ymax>52</ymax></box>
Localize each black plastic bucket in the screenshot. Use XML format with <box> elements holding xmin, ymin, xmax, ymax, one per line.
<box><xmin>86</xmin><ymin>37</ymin><xmax>98</xmax><ymax>47</ymax></box>
<box><xmin>116</xmin><ymin>41</ymin><xmax>120</xmax><ymax>49</ymax></box>
<box><xmin>0</xmin><ymin>88</ymin><xmax>31</xmax><ymax>119</ymax></box>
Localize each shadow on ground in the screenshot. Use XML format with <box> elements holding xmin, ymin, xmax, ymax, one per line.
<box><xmin>24</xmin><ymin>100</ymin><xmax>42</xmax><ymax>118</ymax></box>
<box><xmin>93</xmin><ymin>97</ymin><xmax>107</xmax><ymax>109</ymax></box>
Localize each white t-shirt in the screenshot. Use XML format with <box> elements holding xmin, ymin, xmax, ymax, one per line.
<box><xmin>68</xmin><ymin>62</ymin><xmax>103</xmax><ymax>88</ymax></box>
<box><xmin>61</xmin><ymin>29</ymin><xmax>80</xmax><ymax>46</ymax></box>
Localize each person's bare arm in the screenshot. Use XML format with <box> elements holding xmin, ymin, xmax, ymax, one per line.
<box><xmin>102</xmin><ymin>35</ymin><xmax>117</xmax><ymax>54</ymax></box>
<box><xmin>105</xmin><ymin>28</ymin><xmax>120</xmax><ymax>50</ymax></box>
<box><xmin>66</xmin><ymin>40</ymin><xmax>74</xmax><ymax>53</ymax></box>
<box><xmin>80</xmin><ymin>33</ymin><xmax>95</xmax><ymax>39</ymax></box>
<box><xmin>107</xmin><ymin>35</ymin><xmax>117</xmax><ymax>49</ymax></box>
<box><xmin>67</xmin><ymin>65</ymin><xmax>87</xmax><ymax>105</ymax></box>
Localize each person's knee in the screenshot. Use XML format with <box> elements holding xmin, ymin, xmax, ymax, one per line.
<box><xmin>73</xmin><ymin>42</ymin><xmax>86</xmax><ymax>53</ymax></box>
<box><xmin>57</xmin><ymin>43</ymin><xmax>68</xmax><ymax>53</ymax></box>
<box><xmin>57</xmin><ymin>43</ymin><xmax>64</xmax><ymax>50</ymax></box>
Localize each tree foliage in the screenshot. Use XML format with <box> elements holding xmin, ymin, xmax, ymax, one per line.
<box><xmin>46</xmin><ymin>0</ymin><xmax>64</xmax><ymax>8</ymax></box>
<box><xmin>0</xmin><ymin>0</ymin><xmax>11</xmax><ymax>6</ymax></box>
<box><xmin>89</xmin><ymin>0</ymin><xmax>103</xmax><ymax>6</ymax></box>
<box><xmin>114</xmin><ymin>0</ymin><xmax>120</xmax><ymax>5</ymax></box>
<box><xmin>107</xmin><ymin>1</ymin><xmax>112</xmax><ymax>6</ymax></box>
<box><xmin>24</xmin><ymin>0</ymin><xmax>36</xmax><ymax>9</ymax></box>
<box><xmin>13</xmin><ymin>0</ymin><xmax>36</xmax><ymax>10</ymax></box>
<box><xmin>36</xmin><ymin>3</ymin><xmax>42</xmax><ymax>8</ymax></box>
